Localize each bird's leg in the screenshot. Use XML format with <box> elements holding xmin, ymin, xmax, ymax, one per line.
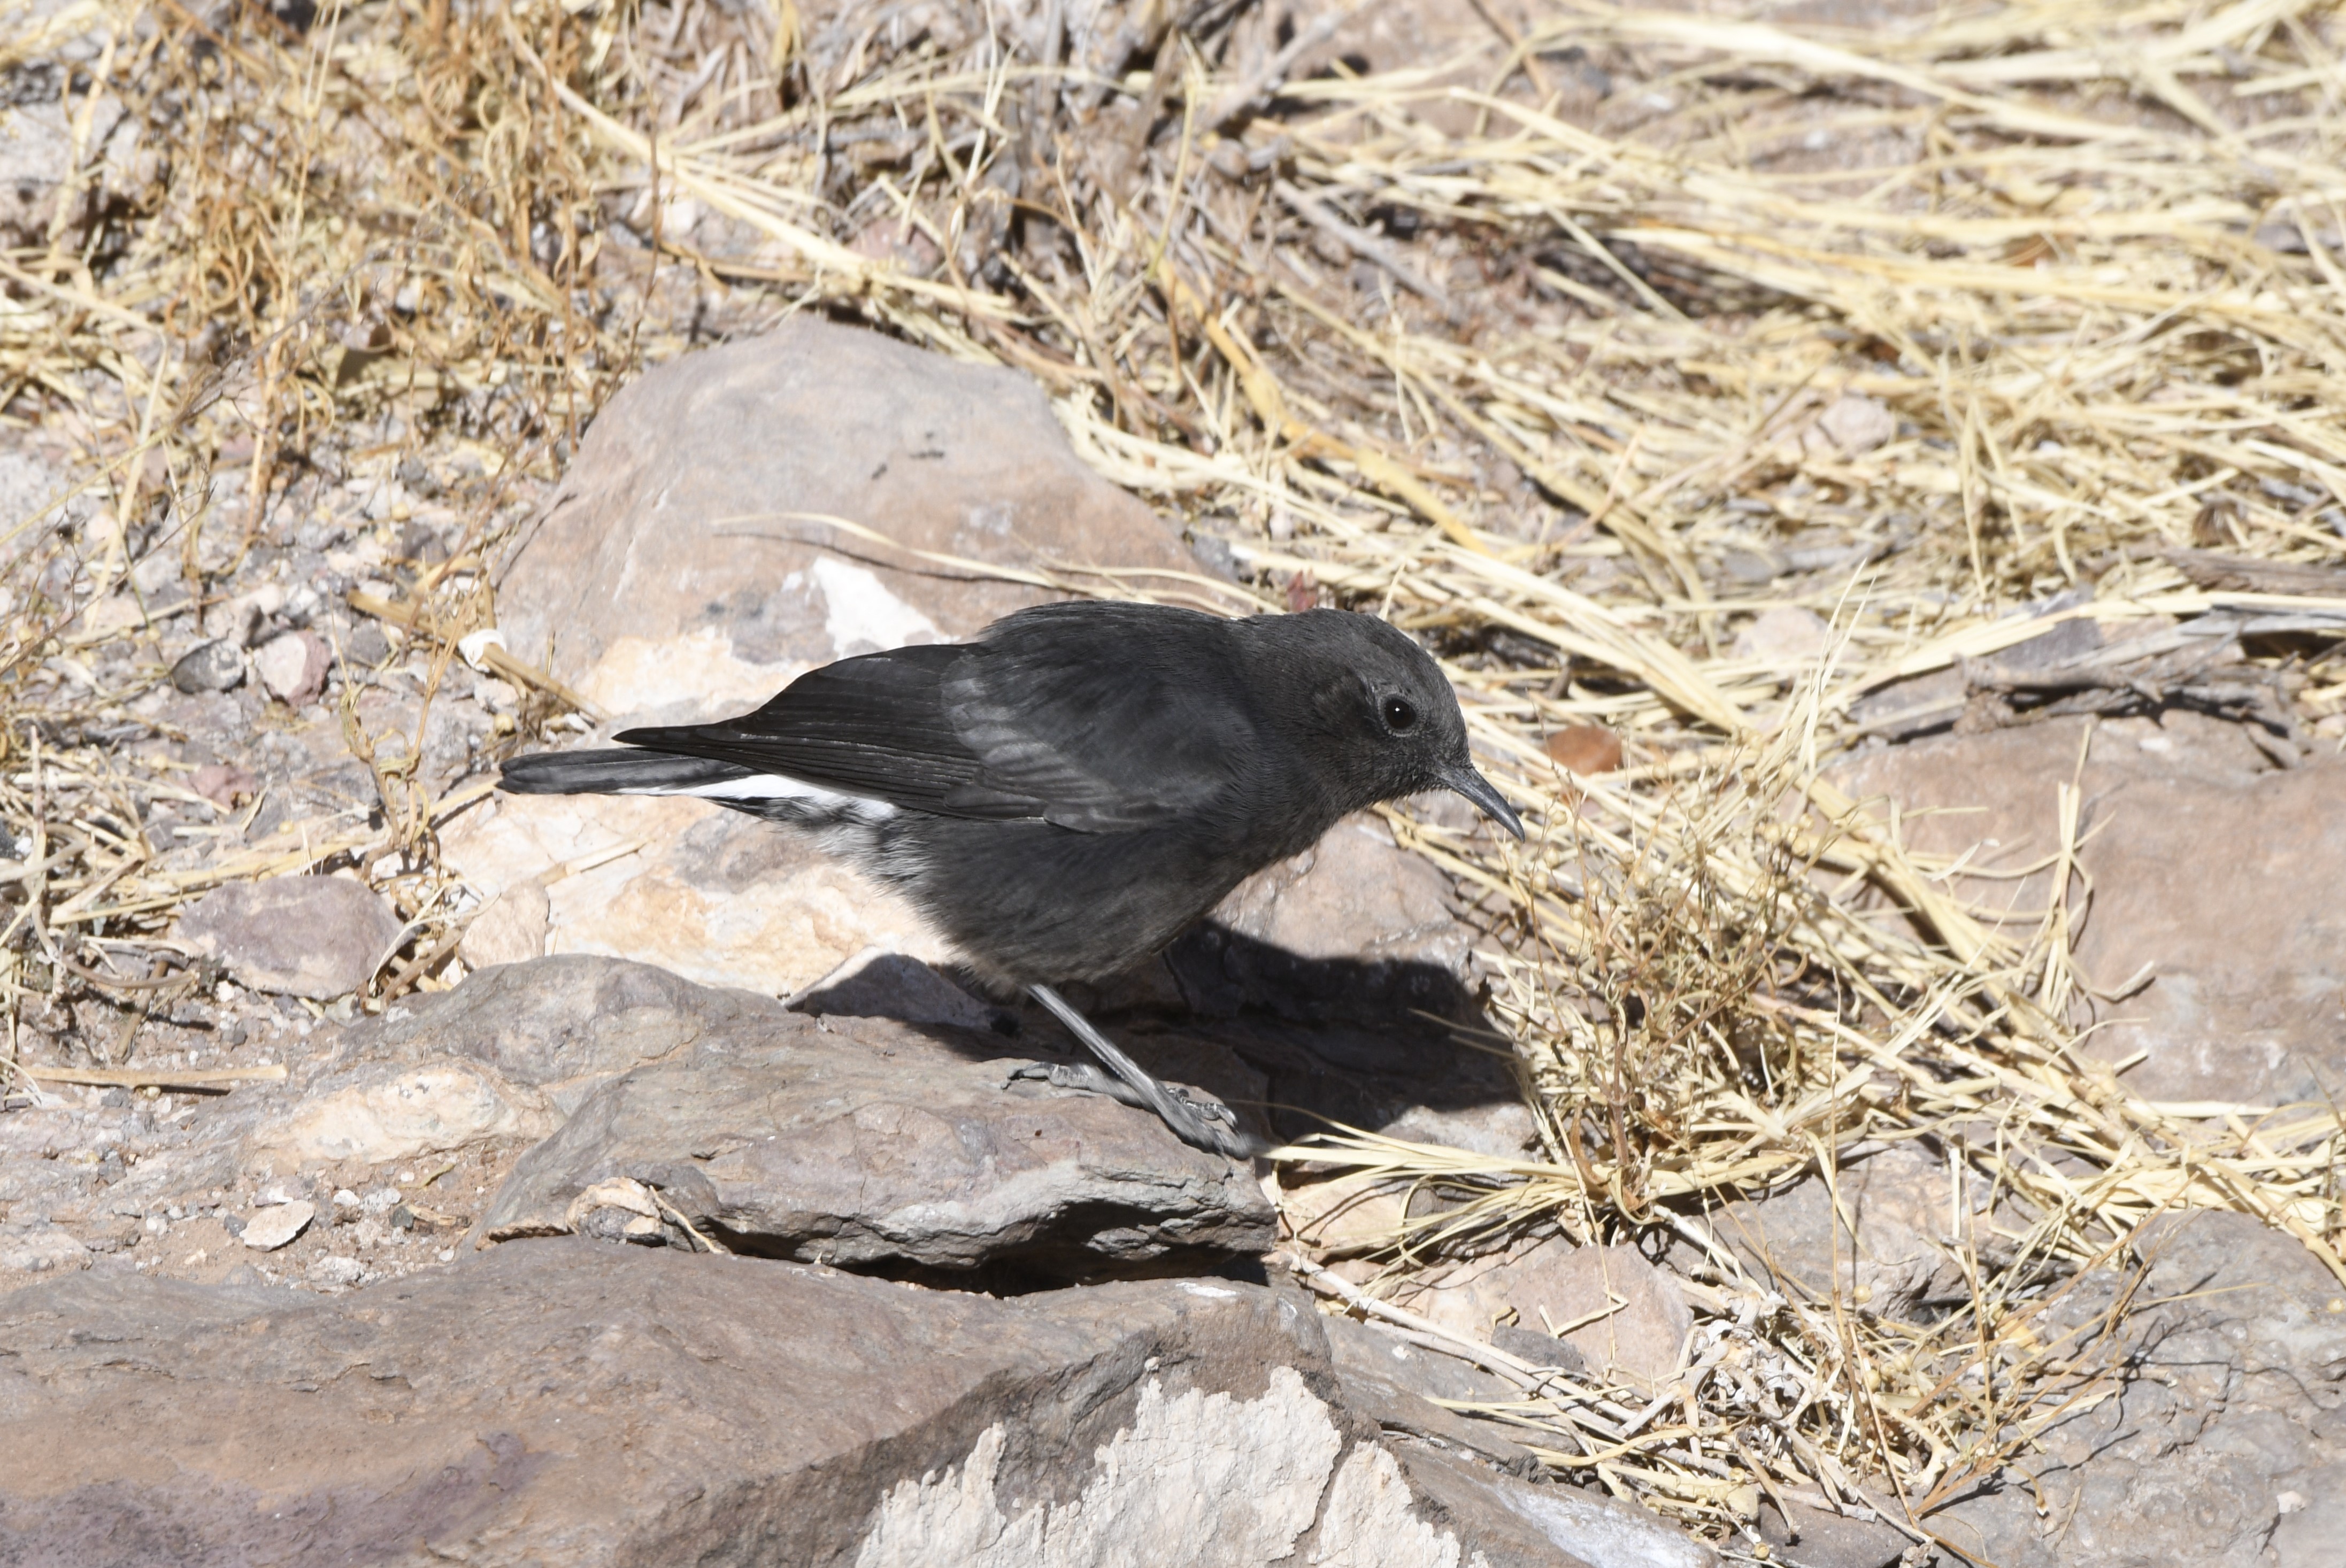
<box><xmin>1018</xmin><ymin>984</ymin><xmax>1259</xmax><ymax>1158</ymax></box>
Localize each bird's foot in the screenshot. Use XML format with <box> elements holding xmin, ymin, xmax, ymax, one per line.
<box><xmin>1005</xmin><ymin>1061</ymin><xmax>1253</xmax><ymax>1154</ymax></box>
<box><xmin>1006</xmin><ymin>1061</ymin><xmax>1238</xmax><ymax>1124</ymax></box>
<box><xmin>1007</xmin><ymin>1058</ymin><xmax>1141</xmax><ymax>1104</ymax></box>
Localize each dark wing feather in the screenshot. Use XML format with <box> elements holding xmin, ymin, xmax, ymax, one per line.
<box><xmin>614</xmin><ymin>604</ymin><xmax>1255</xmax><ymax>831</ymax></box>
<box><xmin>616</xmin><ymin>642</ymin><xmax>986</xmax><ymax>814</ymax></box>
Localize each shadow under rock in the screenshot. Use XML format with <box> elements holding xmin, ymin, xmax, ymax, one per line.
<box><xmin>735</xmin><ymin>1234</ymin><xmax>1278</xmax><ymax>1299</ymax></box>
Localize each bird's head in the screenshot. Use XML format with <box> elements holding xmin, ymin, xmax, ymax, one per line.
<box><xmin>1244</xmin><ymin>609</ymin><xmax>1524</xmax><ymax>839</ymax></box>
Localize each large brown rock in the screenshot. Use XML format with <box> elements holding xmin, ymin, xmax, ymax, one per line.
<box><xmin>287</xmin><ymin>954</ymin><xmax>1276</xmax><ymax>1278</ymax></box>
<box><xmin>0</xmin><ymin>1241</ymin><xmax>1711</xmax><ymax>1567</ymax></box>
<box><xmin>1829</xmin><ymin>714</ymin><xmax>2346</xmax><ymax>1103</ymax></box>
<box><xmin>469</xmin><ymin>994</ymin><xmax>1276</xmax><ymax>1279</ymax></box>
<box><xmin>494</xmin><ymin>317</ymin><xmax>1196</xmax><ymax>722</ymax></box>
<box><xmin>19</xmin><ymin>952</ymin><xmax>1526</xmax><ymax>1297</ymax></box>
<box><xmin>401</xmin><ymin>955</ymin><xmax>1273</xmax><ymax>1278</ymax></box>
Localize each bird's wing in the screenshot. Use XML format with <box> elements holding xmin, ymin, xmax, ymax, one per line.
<box><xmin>614</xmin><ymin>642</ymin><xmax>986</xmax><ymax>815</ymax></box>
<box><xmin>938</xmin><ymin>607</ymin><xmax>1249</xmax><ymax>830</ymax></box>
<box><xmin>613</xmin><ymin>606</ymin><xmax>1251</xmax><ymax>830</ymax></box>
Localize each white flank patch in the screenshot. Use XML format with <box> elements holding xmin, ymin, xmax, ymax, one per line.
<box><xmin>811</xmin><ymin>556</ymin><xmax>941</xmax><ymax>658</ymax></box>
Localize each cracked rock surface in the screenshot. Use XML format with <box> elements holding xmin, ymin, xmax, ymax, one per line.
<box><xmin>464</xmin><ymin>960</ymin><xmax>1276</xmax><ymax>1278</ymax></box>
<box><xmin>0</xmin><ymin>1239</ymin><xmax>1709</xmax><ymax>1568</ymax></box>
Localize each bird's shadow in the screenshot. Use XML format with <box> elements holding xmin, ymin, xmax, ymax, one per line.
<box><xmin>804</xmin><ymin>921</ymin><xmax>1526</xmax><ymax>1153</ymax></box>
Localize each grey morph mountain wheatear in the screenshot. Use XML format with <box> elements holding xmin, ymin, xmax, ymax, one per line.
<box><xmin>498</xmin><ymin>599</ymin><xmax>1522</xmax><ymax>1157</ymax></box>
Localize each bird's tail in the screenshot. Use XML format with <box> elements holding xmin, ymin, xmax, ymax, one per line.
<box><xmin>497</xmin><ymin>748</ymin><xmax>757</xmax><ymax>796</ymax></box>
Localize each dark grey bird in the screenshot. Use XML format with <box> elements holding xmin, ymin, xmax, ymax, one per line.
<box><xmin>497</xmin><ymin>600</ymin><xmax>1522</xmax><ymax>1157</ymax></box>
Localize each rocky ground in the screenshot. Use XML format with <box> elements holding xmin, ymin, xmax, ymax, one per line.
<box><xmin>1</xmin><ymin>302</ymin><xmax>2338</xmax><ymax>1568</ymax></box>
<box><xmin>0</xmin><ymin>316</ymin><xmax>1629</xmax><ymax>1565</ymax></box>
<box><xmin>3</xmin><ymin>0</ymin><xmax>2345</xmax><ymax>1565</ymax></box>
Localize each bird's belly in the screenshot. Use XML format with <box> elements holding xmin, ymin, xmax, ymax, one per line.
<box><xmin>886</xmin><ymin>817</ymin><xmax>1263</xmax><ymax>987</ymax></box>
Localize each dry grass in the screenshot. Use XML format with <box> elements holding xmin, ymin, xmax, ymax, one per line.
<box><xmin>3</xmin><ymin>0</ymin><xmax>2344</xmax><ymax>1554</ymax></box>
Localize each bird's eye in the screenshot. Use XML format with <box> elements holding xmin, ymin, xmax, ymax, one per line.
<box><xmin>1382</xmin><ymin>696</ymin><xmax>1418</xmax><ymax>733</ymax></box>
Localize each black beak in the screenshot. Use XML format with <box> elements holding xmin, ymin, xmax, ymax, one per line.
<box><xmin>1441</xmin><ymin>763</ymin><xmax>1524</xmax><ymax>839</ymax></box>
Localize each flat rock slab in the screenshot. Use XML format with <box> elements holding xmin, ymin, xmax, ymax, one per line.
<box><xmin>179</xmin><ymin>875</ymin><xmax>404</xmax><ymax>999</ymax></box>
<box><xmin>473</xmin><ymin>1000</ymin><xmax>1275</xmax><ymax>1277</ymax></box>
<box><xmin>316</xmin><ymin>952</ymin><xmax>755</xmax><ymax>1110</ymax></box>
<box><xmin>0</xmin><ymin>1241</ymin><xmax>1711</xmax><ymax>1568</ymax></box>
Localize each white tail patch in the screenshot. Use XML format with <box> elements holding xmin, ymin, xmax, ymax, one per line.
<box><xmin>619</xmin><ymin>771</ymin><xmax>897</xmax><ymax>821</ymax></box>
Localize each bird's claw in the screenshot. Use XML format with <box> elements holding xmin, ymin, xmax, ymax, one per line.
<box><xmin>1180</xmin><ymin>1089</ymin><xmax>1239</xmax><ymax>1127</ymax></box>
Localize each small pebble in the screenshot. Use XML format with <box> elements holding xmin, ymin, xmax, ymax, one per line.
<box><xmin>1544</xmin><ymin>723</ymin><xmax>1623</xmax><ymax>777</ymax></box>
<box><xmin>240</xmin><ymin>1200</ymin><xmax>314</xmax><ymax>1252</ymax></box>
<box><xmin>168</xmin><ymin>639</ymin><xmax>245</xmax><ymax>694</ymax></box>
<box><xmin>307</xmin><ymin>1255</ymin><xmax>364</xmax><ymax>1287</ymax></box>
